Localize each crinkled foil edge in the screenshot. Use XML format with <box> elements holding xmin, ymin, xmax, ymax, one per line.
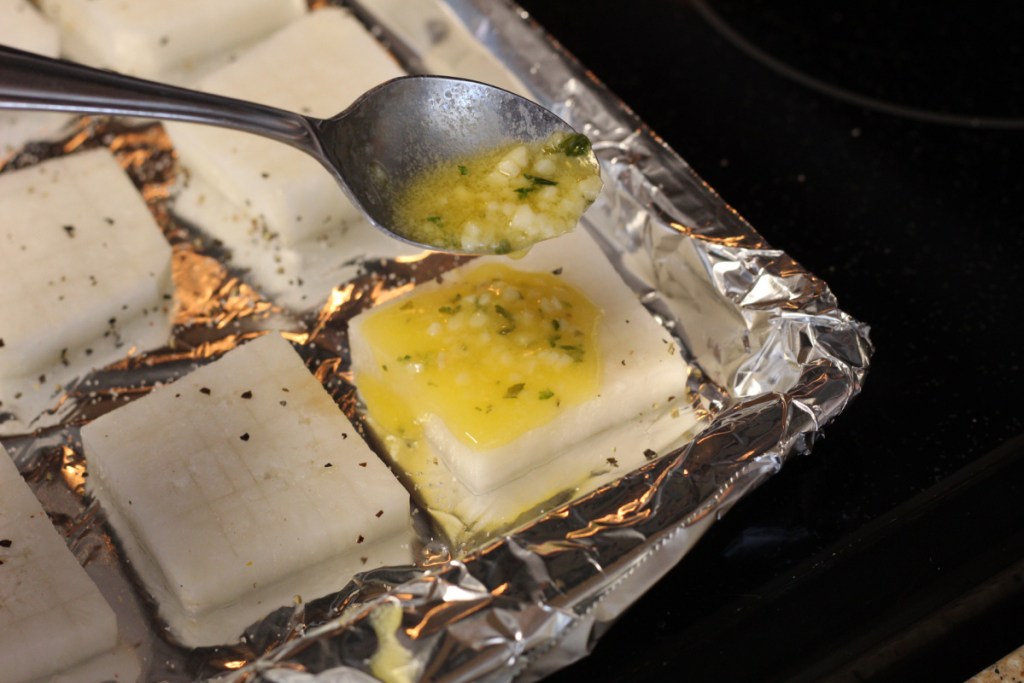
<box><xmin>228</xmin><ymin>2</ymin><xmax>872</xmax><ymax>682</ymax></box>
<box><xmin>0</xmin><ymin>1</ymin><xmax>871</xmax><ymax>681</ymax></box>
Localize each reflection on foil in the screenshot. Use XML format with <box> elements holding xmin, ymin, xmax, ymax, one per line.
<box><xmin>223</xmin><ymin>2</ymin><xmax>869</xmax><ymax>681</ymax></box>
<box><xmin>0</xmin><ymin>1</ymin><xmax>870</xmax><ymax>682</ymax></box>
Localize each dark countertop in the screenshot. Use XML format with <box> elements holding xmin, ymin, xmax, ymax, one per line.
<box><xmin>513</xmin><ymin>1</ymin><xmax>1024</xmax><ymax>681</ymax></box>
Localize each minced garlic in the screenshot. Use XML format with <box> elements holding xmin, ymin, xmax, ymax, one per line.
<box><xmin>394</xmin><ymin>131</ymin><xmax>602</xmax><ymax>253</ymax></box>
<box><xmin>355</xmin><ymin>262</ymin><xmax>602</xmax><ymax>450</ymax></box>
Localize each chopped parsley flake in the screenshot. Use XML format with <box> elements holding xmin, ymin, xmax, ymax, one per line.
<box><xmin>523</xmin><ymin>173</ymin><xmax>558</xmax><ymax>186</ymax></box>
<box><xmin>560</xmin><ymin>344</ymin><xmax>585</xmax><ymax>362</ymax></box>
<box><xmin>558</xmin><ymin>133</ymin><xmax>592</xmax><ymax>157</ymax></box>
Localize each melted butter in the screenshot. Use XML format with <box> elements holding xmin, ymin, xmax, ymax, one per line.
<box><xmin>357</xmin><ymin>262</ymin><xmax>602</xmax><ymax>451</ymax></box>
<box><xmin>368</xmin><ymin>602</ymin><xmax>419</xmax><ymax>683</ymax></box>
<box><xmin>395</xmin><ymin>132</ymin><xmax>602</xmax><ymax>253</ymax></box>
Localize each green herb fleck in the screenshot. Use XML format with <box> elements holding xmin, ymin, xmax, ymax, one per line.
<box><xmin>494</xmin><ymin>239</ymin><xmax>513</xmax><ymax>255</ymax></box>
<box><xmin>504</xmin><ymin>383</ymin><xmax>526</xmax><ymax>399</ymax></box>
<box><xmin>495</xmin><ymin>304</ymin><xmax>515</xmax><ymax>334</ymax></box>
<box><xmin>426</xmin><ymin>215</ymin><xmax>443</xmax><ymax>225</ymax></box>
<box><xmin>438</xmin><ymin>305</ymin><xmax>461</xmax><ymax>315</ymax></box>
<box><xmin>514</xmin><ymin>186</ymin><xmax>536</xmax><ymax>199</ymax></box>
<box><xmin>538</xmin><ymin>389</ymin><xmax>555</xmax><ymax>400</ymax></box>
<box><xmin>558</xmin><ymin>133</ymin><xmax>592</xmax><ymax>157</ymax></box>
<box><xmin>551</xmin><ymin>319</ymin><xmax>561</xmax><ymax>331</ymax></box>
<box><xmin>523</xmin><ymin>173</ymin><xmax>558</xmax><ymax>186</ymax></box>
<box><xmin>560</xmin><ymin>344</ymin><xmax>585</xmax><ymax>362</ymax></box>
<box><xmin>458</xmin><ymin>165</ymin><xmax>469</xmax><ymax>175</ymax></box>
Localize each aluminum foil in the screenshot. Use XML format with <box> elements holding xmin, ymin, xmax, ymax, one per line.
<box><xmin>0</xmin><ymin>1</ymin><xmax>870</xmax><ymax>681</ymax></box>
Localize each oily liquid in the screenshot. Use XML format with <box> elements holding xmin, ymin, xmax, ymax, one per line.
<box><xmin>394</xmin><ymin>132</ymin><xmax>602</xmax><ymax>254</ymax></box>
<box><xmin>356</xmin><ymin>263</ymin><xmax>602</xmax><ymax>451</ymax></box>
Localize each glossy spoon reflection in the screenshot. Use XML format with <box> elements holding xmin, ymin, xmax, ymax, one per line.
<box><xmin>0</xmin><ymin>44</ymin><xmax>585</xmax><ymax>254</ymax></box>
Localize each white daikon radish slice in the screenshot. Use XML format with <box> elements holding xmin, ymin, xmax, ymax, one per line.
<box><xmin>165</xmin><ymin>8</ymin><xmax>405</xmax><ymax>248</ymax></box>
<box><xmin>0</xmin><ymin>444</ymin><xmax>135</xmax><ymax>683</ymax></box>
<box><xmin>350</xmin><ymin>229</ymin><xmax>706</xmax><ymax>543</ymax></box>
<box><xmin>81</xmin><ymin>332</ymin><xmax>413</xmax><ymax>647</ymax></box>
<box><xmin>38</xmin><ymin>0</ymin><xmax>306</xmax><ymax>81</ymax></box>
<box><xmin>0</xmin><ymin>0</ymin><xmax>73</xmax><ymax>156</ymax></box>
<box><xmin>355</xmin><ymin>0</ymin><xmax>529</xmax><ymax>96</ymax></box>
<box><xmin>0</xmin><ymin>148</ymin><xmax>173</xmax><ymax>382</ymax></box>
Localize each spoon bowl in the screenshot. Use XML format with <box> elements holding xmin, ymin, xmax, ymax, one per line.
<box><xmin>319</xmin><ymin>76</ymin><xmax>575</xmax><ymax>252</ymax></box>
<box><xmin>0</xmin><ymin>45</ymin><xmax>577</xmax><ymax>254</ymax></box>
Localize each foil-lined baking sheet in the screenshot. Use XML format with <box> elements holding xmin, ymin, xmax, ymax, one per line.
<box><xmin>0</xmin><ymin>1</ymin><xmax>871</xmax><ymax>681</ymax></box>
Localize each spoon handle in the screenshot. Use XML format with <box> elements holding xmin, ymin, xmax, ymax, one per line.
<box><xmin>0</xmin><ymin>45</ymin><xmax>323</xmax><ymax>155</ymax></box>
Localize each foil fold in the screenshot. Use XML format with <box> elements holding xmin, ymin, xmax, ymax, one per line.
<box><xmin>0</xmin><ymin>1</ymin><xmax>870</xmax><ymax>681</ymax></box>
<box><xmin>231</xmin><ymin>2</ymin><xmax>871</xmax><ymax>681</ymax></box>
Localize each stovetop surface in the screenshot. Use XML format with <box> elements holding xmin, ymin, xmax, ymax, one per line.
<box><xmin>513</xmin><ymin>1</ymin><xmax>1024</xmax><ymax>680</ymax></box>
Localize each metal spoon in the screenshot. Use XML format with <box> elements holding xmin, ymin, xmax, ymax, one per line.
<box><xmin>0</xmin><ymin>44</ymin><xmax>577</xmax><ymax>254</ymax></box>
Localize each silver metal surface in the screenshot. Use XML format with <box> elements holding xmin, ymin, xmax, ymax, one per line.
<box><xmin>0</xmin><ymin>44</ymin><xmax>573</xmax><ymax>254</ymax></box>
<box><xmin>0</xmin><ymin>2</ymin><xmax>871</xmax><ymax>681</ymax></box>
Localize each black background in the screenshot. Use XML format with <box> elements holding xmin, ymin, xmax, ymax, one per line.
<box><xmin>514</xmin><ymin>1</ymin><xmax>1024</xmax><ymax>681</ymax></box>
